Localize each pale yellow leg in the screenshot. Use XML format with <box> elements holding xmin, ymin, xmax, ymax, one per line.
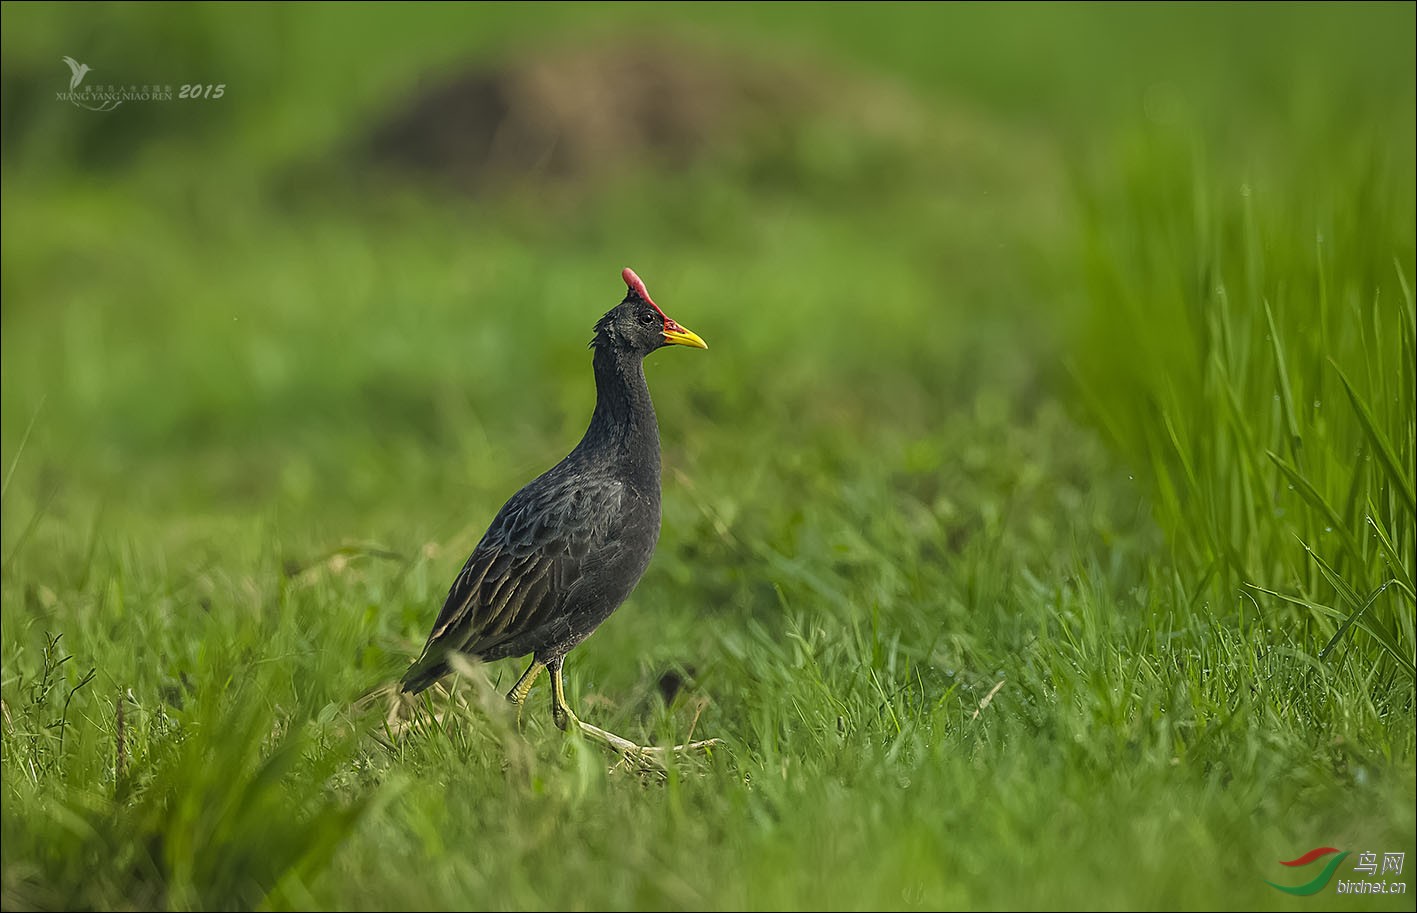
<box><xmin>547</xmin><ymin>657</ymin><xmax>720</xmax><ymax>769</ymax></box>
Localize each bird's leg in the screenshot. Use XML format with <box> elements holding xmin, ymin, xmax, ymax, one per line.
<box><xmin>547</xmin><ymin>657</ymin><xmax>721</xmax><ymax>768</ymax></box>
<box><xmin>547</xmin><ymin>656</ymin><xmax>581</xmax><ymax>732</ymax></box>
<box><xmin>506</xmin><ymin>660</ymin><xmax>545</xmax><ymax>728</ymax></box>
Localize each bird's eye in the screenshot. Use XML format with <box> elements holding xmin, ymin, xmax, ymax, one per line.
<box><xmin>639</xmin><ymin>311</ymin><xmax>657</xmax><ymax>326</ymax></box>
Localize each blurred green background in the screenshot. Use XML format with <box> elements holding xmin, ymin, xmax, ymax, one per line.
<box><xmin>2</xmin><ymin>3</ymin><xmax>1414</xmax><ymax>910</ymax></box>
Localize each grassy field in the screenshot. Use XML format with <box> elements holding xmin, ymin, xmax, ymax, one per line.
<box><xmin>2</xmin><ymin>3</ymin><xmax>1414</xmax><ymax>910</ymax></box>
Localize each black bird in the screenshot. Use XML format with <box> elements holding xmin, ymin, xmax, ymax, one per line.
<box><xmin>401</xmin><ymin>268</ymin><xmax>715</xmax><ymax>759</ymax></box>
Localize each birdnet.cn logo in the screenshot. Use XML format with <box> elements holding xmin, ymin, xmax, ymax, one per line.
<box><xmin>57</xmin><ymin>56</ymin><xmax>225</xmax><ymax>112</ymax></box>
<box><xmin>1266</xmin><ymin>847</ymin><xmax>1409</xmax><ymax>896</ymax></box>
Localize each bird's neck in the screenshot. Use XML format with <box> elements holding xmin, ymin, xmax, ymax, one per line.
<box><xmin>578</xmin><ymin>345</ymin><xmax>660</xmax><ymax>482</ymax></box>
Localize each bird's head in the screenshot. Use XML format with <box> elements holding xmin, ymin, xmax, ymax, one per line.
<box><xmin>591</xmin><ymin>268</ymin><xmax>707</xmax><ymax>357</ymax></box>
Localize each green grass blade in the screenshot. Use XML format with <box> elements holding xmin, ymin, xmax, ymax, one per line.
<box><xmin>1333</xmin><ymin>361</ymin><xmax>1416</xmax><ymax>517</ymax></box>
<box><xmin>1263</xmin><ymin>299</ymin><xmax>1302</xmax><ymax>459</ymax></box>
<box><xmin>1265</xmin><ymin>450</ymin><xmax>1366</xmax><ymax>573</ymax></box>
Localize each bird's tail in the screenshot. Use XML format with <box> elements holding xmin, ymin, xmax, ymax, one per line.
<box><xmin>398</xmin><ymin>653</ymin><xmax>448</xmax><ymax>696</ymax></box>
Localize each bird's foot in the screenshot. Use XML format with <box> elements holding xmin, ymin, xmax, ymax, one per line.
<box><xmin>565</xmin><ymin>713</ymin><xmax>720</xmax><ymax>772</ymax></box>
<box><xmin>547</xmin><ymin>660</ymin><xmax>718</xmax><ymax>771</ymax></box>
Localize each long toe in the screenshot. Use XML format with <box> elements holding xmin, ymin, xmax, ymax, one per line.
<box><xmin>571</xmin><ymin>717</ymin><xmax>721</xmax><ymax>771</ymax></box>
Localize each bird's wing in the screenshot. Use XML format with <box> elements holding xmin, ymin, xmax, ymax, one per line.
<box><xmin>61</xmin><ymin>56</ymin><xmax>81</xmax><ymax>74</ymax></box>
<box><xmin>413</xmin><ymin>472</ymin><xmax>622</xmax><ymax>665</ymax></box>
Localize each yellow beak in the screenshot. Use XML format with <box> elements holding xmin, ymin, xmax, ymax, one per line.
<box><xmin>663</xmin><ymin>324</ymin><xmax>708</xmax><ymax>349</ymax></box>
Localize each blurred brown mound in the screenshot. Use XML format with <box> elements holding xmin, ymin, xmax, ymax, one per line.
<box><xmin>360</xmin><ymin>34</ymin><xmax>928</xmax><ymax>190</ymax></box>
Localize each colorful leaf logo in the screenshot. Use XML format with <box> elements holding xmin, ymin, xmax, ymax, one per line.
<box><xmin>1267</xmin><ymin>847</ymin><xmax>1349</xmax><ymax>895</ymax></box>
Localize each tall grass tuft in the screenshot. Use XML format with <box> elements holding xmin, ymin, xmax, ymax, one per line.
<box><xmin>2</xmin><ymin>676</ymin><xmax>375</xmax><ymax>911</ymax></box>
<box><xmin>1070</xmin><ymin>124</ymin><xmax>1416</xmax><ymax>684</ymax></box>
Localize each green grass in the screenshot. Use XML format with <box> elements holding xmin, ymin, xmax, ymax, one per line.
<box><xmin>3</xmin><ymin>3</ymin><xmax>1414</xmax><ymax>910</ymax></box>
<box><xmin>1071</xmin><ymin>123</ymin><xmax>1416</xmax><ymax>681</ymax></box>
